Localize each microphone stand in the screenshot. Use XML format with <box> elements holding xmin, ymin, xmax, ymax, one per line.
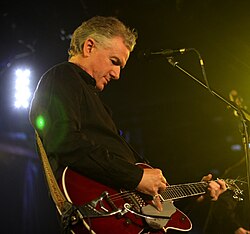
<box><xmin>167</xmin><ymin>56</ymin><xmax>250</xmax><ymax>204</ymax></box>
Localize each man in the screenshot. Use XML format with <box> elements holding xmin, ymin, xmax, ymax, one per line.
<box><xmin>29</xmin><ymin>16</ymin><xmax>226</xmax><ymax>231</ymax></box>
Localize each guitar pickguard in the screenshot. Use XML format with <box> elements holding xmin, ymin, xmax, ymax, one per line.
<box><xmin>142</xmin><ymin>201</ymin><xmax>176</xmax><ymax>230</ymax></box>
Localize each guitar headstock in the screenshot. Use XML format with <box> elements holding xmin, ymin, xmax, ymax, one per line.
<box><xmin>223</xmin><ymin>178</ymin><xmax>244</xmax><ymax>201</ymax></box>
<box><xmin>229</xmin><ymin>89</ymin><xmax>248</xmax><ymax>117</ymax></box>
<box><xmin>229</xmin><ymin>90</ymin><xmax>245</xmax><ymax>107</ymax></box>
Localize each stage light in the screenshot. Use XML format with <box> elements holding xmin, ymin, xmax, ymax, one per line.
<box><xmin>231</xmin><ymin>144</ymin><xmax>241</xmax><ymax>151</ymax></box>
<box><xmin>14</xmin><ymin>68</ymin><xmax>31</xmax><ymax>109</ymax></box>
<box><xmin>35</xmin><ymin>115</ymin><xmax>45</xmax><ymax>130</ymax></box>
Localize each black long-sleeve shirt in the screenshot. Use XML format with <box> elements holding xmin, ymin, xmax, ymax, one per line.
<box><xmin>29</xmin><ymin>61</ymin><xmax>143</xmax><ymax>190</ymax></box>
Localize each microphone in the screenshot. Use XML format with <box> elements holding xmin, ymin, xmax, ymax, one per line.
<box><xmin>150</xmin><ymin>48</ymin><xmax>192</xmax><ymax>56</ymax></box>
<box><xmin>140</xmin><ymin>48</ymin><xmax>192</xmax><ymax>58</ymax></box>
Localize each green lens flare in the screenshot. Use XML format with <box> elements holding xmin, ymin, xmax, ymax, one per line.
<box><xmin>36</xmin><ymin>115</ymin><xmax>45</xmax><ymax>130</ymax></box>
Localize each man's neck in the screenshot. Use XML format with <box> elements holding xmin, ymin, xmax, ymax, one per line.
<box><xmin>69</xmin><ymin>55</ymin><xmax>86</xmax><ymax>71</ymax></box>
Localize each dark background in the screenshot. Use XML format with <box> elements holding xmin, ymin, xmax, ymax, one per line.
<box><xmin>1</xmin><ymin>0</ymin><xmax>250</xmax><ymax>233</ymax></box>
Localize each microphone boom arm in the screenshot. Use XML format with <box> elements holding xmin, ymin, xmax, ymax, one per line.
<box><xmin>167</xmin><ymin>56</ymin><xmax>250</xmax><ymax>204</ymax></box>
<box><xmin>167</xmin><ymin>57</ymin><xmax>250</xmax><ymax>120</ymax></box>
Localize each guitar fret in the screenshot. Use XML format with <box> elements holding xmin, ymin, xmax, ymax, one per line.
<box><xmin>181</xmin><ymin>185</ymin><xmax>191</xmax><ymax>196</ymax></box>
<box><xmin>175</xmin><ymin>186</ymin><xmax>182</xmax><ymax>197</ymax></box>
<box><xmin>197</xmin><ymin>183</ymin><xmax>207</xmax><ymax>193</ymax></box>
<box><xmin>176</xmin><ymin>186</ymin><xmax>185</xmax><ymax>197</ymax></box>
<box><xmin>183</xmin><ymin>186</ymin><xmax>192</xmax><ymax>196</ymax></box>
<box><xmin>165</xmin><ymin>187</ymin><xmax>175</xmax><ymax>199</ymax></box>
<box><xmin>162</xmin><ymin>182</ymin><xmax>207</xmax><ymax>200</ymax></box>
<box><xmin>169</xmin><ymin>187</ymin><xmax>178</xmax><ymax>198</ymax></box>
<box><xmin>190</xmin><ymin>184</ymin><xmax>199</xmax><ymax>194</ymax></box>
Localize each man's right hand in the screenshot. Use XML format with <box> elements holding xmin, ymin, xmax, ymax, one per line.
<box><xmin>136</xmin><ymin>168</ymin><xmax>167</xmax><ymax>211</ymax></box>
<box><xmin>235</xmin><ymin>227</ymin><xmax>250</xmax><ymax>234</ymax></box>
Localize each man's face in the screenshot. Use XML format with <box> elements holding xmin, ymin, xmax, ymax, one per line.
<box><xmin>85</xmin><ymin>36</ymin><xmax>130</xmax><ymax>91</ymax></box>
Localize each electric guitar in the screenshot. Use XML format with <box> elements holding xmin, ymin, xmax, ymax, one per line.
<box><xmin>59</xmin><ymin>163</ymin><xmax>243</xmax><ymax>234</ymax></box>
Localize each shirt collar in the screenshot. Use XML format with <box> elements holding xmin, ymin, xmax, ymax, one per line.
<box><xmin>69</xmin><ymin>62</ymin><xmax>96</xmax><ymax>86</ymax></box>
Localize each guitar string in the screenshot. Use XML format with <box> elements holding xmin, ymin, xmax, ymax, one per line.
<box><xmin>109</xmin><ymin>190</ymin><xmax>206</xmax><ymax>202</ymax></box>
<box><xmin>87</xmin><ymin>179</ymin><xmax>236</xmax><ymax>204</ymax></box>
<box><xmin>108</xmin><ymin>182</ymin><xmax>208</xmax><ymax>202</ymax></box>
<box><xmin>92</xmin><ymin>179</ymin><xmax>239</xmax><ymax>215</ymax></box>
<box><xmin>107</xmin><ymin>179</ymin><xmax>237</xmax><ymax>202</ymax></box>
<box><xmin>109</xmin><ymin>182</ymin><xmax>207</xmax><ymax>201</ymax></box>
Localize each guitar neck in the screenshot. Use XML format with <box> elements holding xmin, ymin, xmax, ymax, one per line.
<box><xmin>161</xmin><ymin>181</ymin><xmax>207</xmax><ymax>201</ymax></box>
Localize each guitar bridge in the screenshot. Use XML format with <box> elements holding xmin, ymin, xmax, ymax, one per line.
<box><xmin>121</xmin><ymin>189</ymin><xmax>146</xmax><ymax>213</ymax></box>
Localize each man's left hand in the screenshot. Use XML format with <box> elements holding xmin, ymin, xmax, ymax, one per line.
<box><xmin>198</xmin><ymin>174</ymin><xmax>227</xmax><ymax>201</ymax></box>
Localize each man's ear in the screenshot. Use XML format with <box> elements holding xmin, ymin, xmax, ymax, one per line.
<box><xmin>83</xmin><ymin>38</ymin><xmax>95</xmax><ymax>57</ymax></box>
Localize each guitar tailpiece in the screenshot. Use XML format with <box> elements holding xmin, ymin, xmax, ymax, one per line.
<box><xmin>75</xmin><ymin>191</ymin><xmax>123</xmax><ymax>218</ymax></box>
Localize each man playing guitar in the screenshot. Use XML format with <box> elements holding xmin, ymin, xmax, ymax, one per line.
<box><xmin>29</xmin><ymin>16</ymin><xmax>227</xmax><ymax>233</ymax></box>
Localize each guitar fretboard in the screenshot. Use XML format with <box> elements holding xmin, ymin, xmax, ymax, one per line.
<box><xmin>161</xmin><ymin>181</ymin><xmax>207</xmax><ymax>200</ymax></box>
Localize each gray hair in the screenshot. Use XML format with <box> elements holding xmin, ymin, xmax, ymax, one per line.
<box><xmin>68</xmin><ymin>16</ymin><xmax>138</xmax><ymax>59</ymax></box>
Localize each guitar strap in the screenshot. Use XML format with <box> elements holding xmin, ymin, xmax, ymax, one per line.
<box><xmin>35</xmin><ymin>130</ymin><xmax>79</xmax><ymax>233</ymax></box>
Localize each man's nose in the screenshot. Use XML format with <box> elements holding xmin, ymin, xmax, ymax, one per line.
<box><xmin>110</xmin><ymin>67</ymin><xmax>120</xmax><ymax>80</ymax></box>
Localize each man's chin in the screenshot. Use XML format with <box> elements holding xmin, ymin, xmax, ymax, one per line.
<box><xmin>95</xmin><ymin>84</ymin><xmax>105</xmax><ymax>91</ymax></box>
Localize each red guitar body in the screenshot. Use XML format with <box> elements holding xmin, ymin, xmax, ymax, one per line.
<box><xmin>59</xmin><ymin>164</ymin><xmax>192</xmax><ymax>234</ymax></box>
